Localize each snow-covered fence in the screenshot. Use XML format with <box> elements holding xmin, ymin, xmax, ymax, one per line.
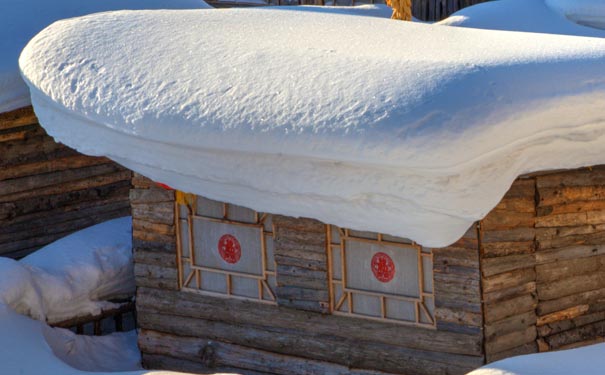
<box><xmin>51</xmin><ymin>300</ymin><xmax>136</xmax><ymax>336</ymax></box>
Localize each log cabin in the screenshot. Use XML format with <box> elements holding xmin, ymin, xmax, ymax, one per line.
<box><xmin>17</xmin><ymin>0</ymin><xmax>605</xmax><ymax>373</ymax></box>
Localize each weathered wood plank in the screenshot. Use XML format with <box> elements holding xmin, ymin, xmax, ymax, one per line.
<box><xmin>139</xmin><ymin>329</ymin><xmax>395</xmax><ymax>375</ymax></box>
<box><xmin>136</xmin><ymin>287</ymin><xmax>483</xmax><ymax>357</ymax></box>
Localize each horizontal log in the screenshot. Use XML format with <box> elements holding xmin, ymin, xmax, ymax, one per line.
<box><xmin>133</xmin><ymin>238</ymin><xmax>176</xmax><ymax>254</ymax></box>
<box><xmin>535</xmin><ymin>167</ymin><xmax>605</xmax><ymax>189</ymax></box>
<box><xmin>537</xmin><ymin>305</ymin><xmax>590</xmax><ymax>327</ymax></box>
<box><xmin>137</xmin><ymin>311</ymin><xmax>482</xmax><ymax>375</ymax></box>
<box><xmin>0</xmin><ymin>106</ymin><xmax>37</xmax><ymax>129</ymax></box>
<box><xmin>132</xmin><ymin>173</ymin><xmax>155</xmax><ymax>189</ymax></box>
<box><xmin>486</xmin><ymin>342</ymin><xmax>536</xmax><ymax>364</ymax></box>
<box><xmin>537</xmin><ymin>273</ymin><xmax>605</xmax><ymax>301</ymax></box>
<box><xmin>275</xmin><ymin>286</ymin><xmax>329</xmax><ymax>302</ymax></box>
<box><xmin>0</xmin><ymin>170</ymin><xmax>132</xmax><ymax>203</ymax></box>
<box><xmin>536</xmin><ymin>255</ymin><xmax>604</xmax><ymax>283</ymax></box>
<box><xmin>483</xmin><ymin>282</ymin><xmax>536</xmax><ymax>305</ymax></box>
<box><xmin>129</xmin><ymin>187</ymin><xmax>175</xmax><ymax>204</ymax></box>
<box><xmin>538</xmin><ymin>230</ymin><xmax>605</xmax><ymax>251</ymax></box>
<box><xmin>481</xmin><ymin>227</ymin><xmax>535</xmax><ymax>243</ymax></box>
<box><xmin>131</xmin><ymin>202</ymin><xmax>175</xmax><ymax>225</ymax></box>
<box><xmin>535</xmin><ymin>244</ymin><xmax>605</xmax><ymax>265</ymax></box>
<box><xmin>557</xmin><ymin>337</ymin><xmax>605</xmax><ymax>351</ymax></box>
<box><xmin>536</xmin><ymin>210</ymin><xmax>605</xmax><ymax>228</ymax></box>
<box><xmin>538</xmin><ymin>200</ymin><xmax>605</xmax><ymax>217</ymax></box>
<box><xmin>484</xmin><ymin>294</ymin><xmax>537</xmax><ymax>324</ymax></box>
<box><xmin>485</xmin><ymin>325</ymin><xmax>536</xmax><ymax>355</ymax></box>
<box><xmin>481</xmin><ymin>211</ymin><xmax>534</xmax><ymax>231</ymax></box>
<box><xmin>133</xmin><ymin>229</ymin><xmax>175</xmax><ymax>247</ymax></box>
<box><xmin>481</xmin><ymin>254</ymin><xmax>535</xmax><ymax>278</ymax></box>
<box><xmin>135</xmin><ymin>264</ymin><xmax>178</xmax><ymax>291</ymax></box>
<box><xmin>142</xmin><ymin>353</ymin><xmax>264</xmax><ymax>375</ymax></box>
<box><xmin>434</xmin><ymin>307</ymin><xmax>482</xmax><ymax>328</ymax></box>
<box><xmin>538</xmin><ymin>288</ymin><xmax>605</xmax><ymax>315</ymax></box>
<box><xmin>538</xmin><ymin>185</ymin><xmax>605</xmax><ymax>207</ymax></box>
<box><xmin>133</xmin><ymin>219</ymin><xmax>175</xmax><ymax>236</ymax></box>
<box><xmin>274</xmin><ymin>254</ymin><xmax>327</xmax><ymax>272</ymax></box>
<box><xmin>482</xmin><ymin>268</ymin><xmax>536</xmax><ymax>294</ymax></box>
<box><xmin>481</xmin><ymin>241</ymin><xmax>534</xmax><ymax>259</ymax></box>
<box><xmin>134</xmin><ymin>249</ymin><xmax>177</xmax><ymax>268</ymax></box>
<box><xmin>0</xmin><ymin>163</ymin><xmax>122</xmax><ymax>196</ymax></box>
<box><xmin>537</xmin><ymin>310</ymin><xmax>605</xmax><ymax>337</ymax></box>
<box><xmin>139</xmin><ymin>329</ymin><xmax>394</xmax><ymax>375</ymax></box>
<box><xmin>484</xmin><ymin>310</ymin><xmax>536</xmax><ymax>339</ymax></box>
<box><xmin>432</xmin><ymin>247</ymin><xmax>479</xmax><ymax>268</ymax></box>
<box><xmin>272</xmin><ymin>215</ymin><xmax>325</xmax><ymax>233</ymax></box>
<box><xmin>492</xmin><ymin>197</ymin><xmax>535</xmax><ymax>214</ymax></box>
<box><xmin>136</xmin><ymin>287</ymin><xmax>483</xmax><ymax>357</ymax></box>
<box><xmin>0</xmin><ymin>155</ymin><xmax>109</xmax><ymax>181</ymax></box>
<box><xmin>0</xmin><ymin>183</ymin><xmax>129</xmax><ymax>228</ymax></box>
<box><xmin>545</xmin><ymin>320</ymin><xmax>605</xmax><ymax>350</ymax></box>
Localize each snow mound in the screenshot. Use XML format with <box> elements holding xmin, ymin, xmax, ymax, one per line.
<box><xmin>546</xmin><ymin>0</ymin><xmax>605</xmax><ymax>30</ymax></box>
<box><xmin>20</xmin><ymin>9</ymin><xmax>605</xmax><ymax>247</ymax></box>
<box><xmin>0</xmin><ymin>0</ymin><xmax>211</xmax><ymax>114</ymax></box>
<box><xmin>468</xmin><ymin>343</ymin><xmax>605</xmax><ymax>375</ymax></box>
<box><xmin>0</xmin><ymin>303</ymin><xmax>190</xmax><ymax>374</ymax></box>
<box><xmin>1</xmin><ymin>217</ymin><xmax>134</xmax><ymax>323</ymax></box>
<box><xmin>438</xmin><ymin>0</ymin><xmax>605</xmax><ymax>37</ymax></box>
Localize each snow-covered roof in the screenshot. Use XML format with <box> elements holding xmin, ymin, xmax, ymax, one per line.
<box><xmin>438</xmin><ymin>0</ymin><xmax>605</xmax><ymax>37</ymax></box>
<box><xmin>20</xmin><ymin>7</ymin><xmax>605</xmax><ymax>247</ymax></box>
<box><xmin>0</xmin><ymin>0</ymin><xmax>211</xmax><ymax>114</ymax></box>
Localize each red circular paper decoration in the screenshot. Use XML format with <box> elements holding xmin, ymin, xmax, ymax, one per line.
<box><xmin>218</xmin><ymin>234</ymin><xmax>241</xmax><ymax>264</ymax></box>
<box><xmin>371</xmin><ymin>252</ymin><xmax>396</xmax><ymax>283</ymax></box>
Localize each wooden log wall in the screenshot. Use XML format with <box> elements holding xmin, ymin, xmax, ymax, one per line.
<box><xmin>132</xmin><ymin>174</ymin><xmax>484</xmax><ymax>375</ymax></box>
<box><xmin>533</xmin><ymin>168</ymin><xmax>605</xmax><ymax>352</ymax></box>
<box><xmin>479</xmin><ymin>167</ymin><xmax>605</xmax><ymax>361</ymax></box>
<box><xmin>0</xmin><ymin>107</ymin><xmax>131</xmax><ymax>258</ymax></box>
<box><xmin>478</xmin><ymin>179</ymin><xmax>538</xmax><ymax>362</ymax></box>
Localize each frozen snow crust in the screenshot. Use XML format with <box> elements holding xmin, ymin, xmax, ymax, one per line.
<box><xmin>0</xmin><ymin>0</ymin><xmax>211</xmax><ymax>114</ymax></box>
<box><xmin>20</xmin><ymin>8</ymin><xmax>605</xmax><ymax>247</ymax></box>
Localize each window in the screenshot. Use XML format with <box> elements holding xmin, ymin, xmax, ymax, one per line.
<box><xmin>176</xmin><ymin>195</ymin><xmax>277</xmax><ymax>304</ymax></box>
<box><xmin>328</xmin><ymin>226</ymin><xmax>435</xmax><ymax>327</ymax></box>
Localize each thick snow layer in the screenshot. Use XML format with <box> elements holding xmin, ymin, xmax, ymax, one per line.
<box><xmin>0</xmin><ymin>0</ymin><xmax>211</xmax><ymax>114</ymax></box>
<box><xmin>20</xmin><ymin>9</ymin><xmax>605</xmax><ymax>247</ymax></box>
<box><xmin>0</xmin><ymin>304</ymin><xmax>188</xmax><ymax>374</ymax></box>
<box><xmin>43</xmin><ymin>326</ymin><xmax>141</xmax><ymax>372</ymax></box>
<box><xmin>546</xmin><ymin>0</ymin><xmax>605</xmax><ymax>30</ymax></box>
<box><xmin>0</xmin><ymin>217</ymin><xmax>134</xmax><ymax>323</ymax></box>
<box><xmin>468</xmin><ymin>343</ymin><xmax>605</xmax><ymax>375</ymax></box>
<box><xmin>438</xmin><ymin>0</ymin><xmax>605</xmax><ymax>37</ymax></box>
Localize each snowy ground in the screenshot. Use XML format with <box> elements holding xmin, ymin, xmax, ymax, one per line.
<box><xmin>0</xmin><ymin>217</ymin><xmax>196</xmax><ymax>374</ymax></box>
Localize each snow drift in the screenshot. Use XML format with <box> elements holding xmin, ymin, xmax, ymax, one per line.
<box><xmin>438</xmin><ymin>0</ymin><xmax>605</xmax><ymax>37</ymax></box>
<box><xmin>0</xmin><ymin>217</ymin><xmax>134</xmax><ymax>323</ymax></box>
<box><xmin>0</xmin><ymin>0</ymin><xmax>211</xmax><ymax>114</ymax></box>
<box><xmin>20</xmin><ymin>8</ymin><xmax>605</xmax><ymax>247</ymax></box>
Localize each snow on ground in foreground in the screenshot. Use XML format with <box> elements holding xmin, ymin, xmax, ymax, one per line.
<box><xmin>0</xmin><ymin>304</ymin><xmax>189</xmax><ymax>374</ymax></box>
<box><xmin>438</xmin><ymin>0</ymin><xmax>605</xmax><ymax>37</ymax></box>
<box><xmin>20</xmin><ymin>8</ymin><xmax>605</xmax><ymax>247</ymax></box>
<box><xmin>468</xmin><ymin>343</ymin><xmax>605</xmax><ymax>375</ymax></box>
<box><xmin>0</xmin><ymin>217</ymin><xmax>134</xmax><ymax>324</ymax></box>
<box><xmin>0</xmin><ymin>0</ymin><xmax>211</xmax><ymax>114</ymax></box>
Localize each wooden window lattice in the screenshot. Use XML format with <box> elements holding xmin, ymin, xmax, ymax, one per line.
<box><xmin>327</xmin><ymin>226</ymin><xmax>435</xmax><ymax>328</ymax></box>
<box><xmin>176</xmin><ymin>196</ymin><xmax>277</xmax><ymax>304</ymax></box>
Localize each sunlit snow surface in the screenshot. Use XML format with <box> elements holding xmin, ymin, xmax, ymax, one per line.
<box><xmin>19</xmin><ymin>7</ymin><xmax>605</xmax><ymax>247</ymax></box>
<box><xmin>0</xmin><ymin>0</ymin><xmax>211</xmax><ymax>113</ymax></box>
<box><xmin>438</xmin><ymin>0</ymin><xmax>605</xmax><ymax>36</ymax></box>
<box><xmin>468</xmin><ymin>343</ymin><xmax>605</xmax><ymax>375</ymax></box>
